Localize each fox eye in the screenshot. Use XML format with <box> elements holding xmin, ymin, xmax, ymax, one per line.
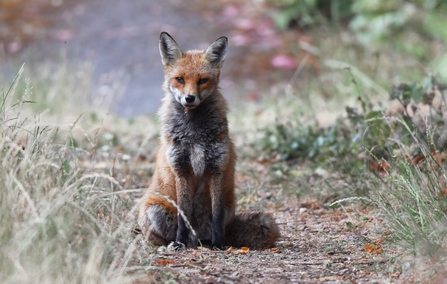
<box><xmin>175</xmin><ymin>77</ymin><xmax>184</xmax><ymax>84</ymax></box>
<box><xmin>198</xmin><ymin>78</ymin><xmax>208</xmax><ymax>85</ymax></box>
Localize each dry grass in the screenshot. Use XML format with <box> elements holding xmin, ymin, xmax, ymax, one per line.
<box><xmin>0</xmin><ymin>63</ymin><xmax>156</xmax><ymax>283</ymax></box>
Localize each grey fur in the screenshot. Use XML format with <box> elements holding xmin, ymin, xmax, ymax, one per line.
<box><xmin>163</xmin><ymin>96</ymin><xmax>230</xmax><ymax>173</ymax></box>
<box><xmin>205</xmin><ymin>36</ymin><xmax>228</xmax><ymax>68</ymax></box>
<box><xmin>138</xmin><ymin>204</ymin><xmax>177</xmax><ymax>246</ymax></box>
<box><xmin>147</xmin><ymin>205</ymin><xmax>177</xmax><ymax>241</ymax></box>
<box><xmin>159</xmin><ymin>32</ymin><xmax>183</xmax><ymax>66</ymax></box>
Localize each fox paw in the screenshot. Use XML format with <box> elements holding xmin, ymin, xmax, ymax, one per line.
<box><xmin>167</xmin><ymin>241</ymin><xmax>186</xmax><ymax>251</ymax></box>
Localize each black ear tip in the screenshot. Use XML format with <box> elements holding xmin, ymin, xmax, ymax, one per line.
<box><xmin>218</xmin><ymin>36</ymin><xmax>228</xmax><ymax>44</ymax></box>
<box><xmin>160</xmin><ymin>32</ymin><xmax>171</xmax><ymax>40</ymax></box>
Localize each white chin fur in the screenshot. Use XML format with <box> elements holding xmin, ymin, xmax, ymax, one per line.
<box><xmin>169</xmin><ymin>87</ymin><xmax>183</xmax><ymax>104</ymax></box>
<box><xmin>181</xmin><ymin>99</ymin><xmax>200</xmax><ymax>108</ymax></box>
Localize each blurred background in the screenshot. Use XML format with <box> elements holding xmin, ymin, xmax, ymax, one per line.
<box><xmin>1</xmin><ymin>0</ymin><xmax>447</xmax><ymax>117</ymax></box>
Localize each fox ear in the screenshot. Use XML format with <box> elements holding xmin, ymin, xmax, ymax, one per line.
<box><xmin>205</xmin><ymin>36</ymin><xmax>228</xmax><ymax>68</ymax></box>
<box><xmin>159</xmin><ymin>32</ymin><xmax>183</xmax><ymax>66</ymax></box>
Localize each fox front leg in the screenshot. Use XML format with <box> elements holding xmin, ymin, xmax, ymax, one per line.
<box><xmin>174</xmin><ymin>176</ymin><xmax>197</xmax><ymax>248</ymax></box>
<box><xmin>210</xmin><ymin>174</ymin><xmax>225</xmax><ymax>249</ymax></box>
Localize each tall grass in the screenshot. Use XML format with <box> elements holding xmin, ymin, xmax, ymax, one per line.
<box><xmin>0</xmin><ymin>64</ymin><xmax>144</xmax><ymax>283</ymax></box>
<box><xmin>369</xmin><ymin>122</ymin><xmax>447</xmax><ymax>254</ymax></box>
<box><xmin>361</xmin><ymin>118</ymin><xmax>447</xmax><ymax>280</ymax></box>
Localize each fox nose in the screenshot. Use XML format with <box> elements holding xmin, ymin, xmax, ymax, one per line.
<box><xmin>185</xmin><ymin>95</ymin><xmax>195</xmax><ymax>103</ymax></box>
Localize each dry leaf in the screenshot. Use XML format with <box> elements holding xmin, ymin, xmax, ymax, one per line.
<box><xmin>438</xmin><ymin>188</ymin><xmax>447</xmax><ymax>198</ymax></box>
<box><xmin>364</xmin><ymin>244</ymin><xmax>383</xmax><ymax>255</ymax></box>
<box><xmin>270</xmin><ymin>247</ymin><xmax>280</xmax><ymax>252</ymax></box>
<box><xmin>435</xmin><ymin>152</ymin><xmax>446</xmax><ymax>164</ymax></box>
<box><xmin>152</xmin><ymin>259</ymin><xmax>175</xmax><ymax>266</ymax></box>
<box><xmin>430</xmin><ymin>146</ymin><xmax>446</xmax><ymax>164</ymax></box>
<box><xmin>225</xmin><ymin>246</ymin><xmax>233</xmax><ymax>254</ymax></box>
<box><xmin>235</xmin><ymin>247</ymin><xmax>250</xmax><ymax>254</ymax></box>
<box><xmin>300</xmin><ymin>202</ymin><xmax>319</xmax><ymax>209</ymax></box>
<box><xmin>410</xmin><ymin>154</ymin><xmax>425</xmax><ymax>165</ymax></box>
<box><xmin>370</xmin><ymin>158</ymin><xmax>390</xmax><ymax>174</ymax></box>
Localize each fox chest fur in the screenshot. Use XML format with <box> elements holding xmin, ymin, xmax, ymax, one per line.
<box><xmin>163</xmin><ymin>99</ymin><xmax>230</xmax><ymax>177</ymax></box>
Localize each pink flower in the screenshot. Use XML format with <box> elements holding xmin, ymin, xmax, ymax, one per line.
<box><xmin>270</xmin><ymin>55</ymin><xmax>297</xmax><ymax>69</ymax></box>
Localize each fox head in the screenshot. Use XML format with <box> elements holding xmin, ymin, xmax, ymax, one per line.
<box><xmin>159</xmin><ymin>32</ymin><xmax>228</xmax><ymax>111</ymax></box>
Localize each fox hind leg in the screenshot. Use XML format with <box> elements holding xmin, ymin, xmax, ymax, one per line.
<box><xmin>138</xmin><ymin>204</ymin><xmax>177</xmax><ymax>246</ymax></box>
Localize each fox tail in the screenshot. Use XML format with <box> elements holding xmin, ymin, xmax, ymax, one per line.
<box><xmin>225</xmin><ymin>212</ymin><xmax>280</xmax><ymax>249</ymax></box>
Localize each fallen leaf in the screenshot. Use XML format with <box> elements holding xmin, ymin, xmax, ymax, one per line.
<box><xmin>434</xmin><ymin>152</ymin><xmax>446</xmax><ymax>164</ymax></box>
<box><xmin>364</xmin><ymin>244</ymin><xmax>383</xmax><ymax>255</ymax></box>
<box><xmin>410</xmin><ymin>154</ymin><xmax>425</xmax><ymax>165</ymax></box>
<box><xmin>152</xmin><ymin>259</ymin><xmax>175</xmax><ymax>266</ymax></box>
<box><xmin>235</xmin><ymin>247</ymin><xmax>250</xmax><ymax>254</ymax></box>
<box><xmin>437</xmin><ymin>188</ymin><xmax>447</xmax><ymax>198</ymax></box>
<box><xmin>370</xmin><ymin>158</ymin><xmax>390</xmax><ymax>174</ymax></box>
<box><xmin>300</xmin><ymin>202</ymin><xmax>319</xmax><ymax>209</ymax></box>
<box><xmin>270</xmin><ymin>247</ymin><xmax>280</xmax><ymax>252</ymax></box>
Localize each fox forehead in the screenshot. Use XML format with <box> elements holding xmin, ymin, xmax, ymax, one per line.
<box><xmin>164</xmin><ymin>50</ymin><xmax>220</xmax><ymax>78</ymax></box>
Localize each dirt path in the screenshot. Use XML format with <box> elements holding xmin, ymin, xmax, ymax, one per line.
<box><xmin>129</xmin><ymin>163</ymin><xmax>400</xmax><ymax>283</ymax></box>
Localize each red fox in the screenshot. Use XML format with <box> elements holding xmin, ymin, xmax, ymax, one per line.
<box><xmin>138</xmin><ymin>32</ymin><xmax>280</xmax><ymax>249</ymax></box>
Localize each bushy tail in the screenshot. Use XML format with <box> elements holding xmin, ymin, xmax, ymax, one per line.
<box><xmin>224</xmin><ymin>212</ymin><xmax>280</xmax><ymax>249</ymax></box>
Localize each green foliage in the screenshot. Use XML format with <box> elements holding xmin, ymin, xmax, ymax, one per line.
<box><xmin>425</xmin><ymin>10</ymin><xmax>447</xmax><ymax>44</ymax></box>
<box><xmin>266</xmin><ymin>0</ymin><xmax>447</xmax><ymax>44</ymax></box>
<box><xmin>258</xmin><ymin>72</ymin><xmax>446</xmax><ymax>169</ymax></box>
<box><xmin>258</xmin><ymin>121</ymin><xmax>338</xmax><ymax>161</ymax></box>
<box><xmin>266</xmin><ymin>0</ymin><xmax>353</xmax><ymax>29</ymax></box>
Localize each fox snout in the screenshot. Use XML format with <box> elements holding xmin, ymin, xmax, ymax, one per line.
<box><xmin>185</xmin><ymin>95</ymin><xmax>196</xmax><ymax>104</ymax></box>
<box><xmin>169</xmin><ymin>87</ymin><xmax>201</xmax><ymax>109</ymax></box>
<box><xmin>181</xmin><ymin>94</ymin><xmax>199</xmax><ymax>109</ymax></box>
